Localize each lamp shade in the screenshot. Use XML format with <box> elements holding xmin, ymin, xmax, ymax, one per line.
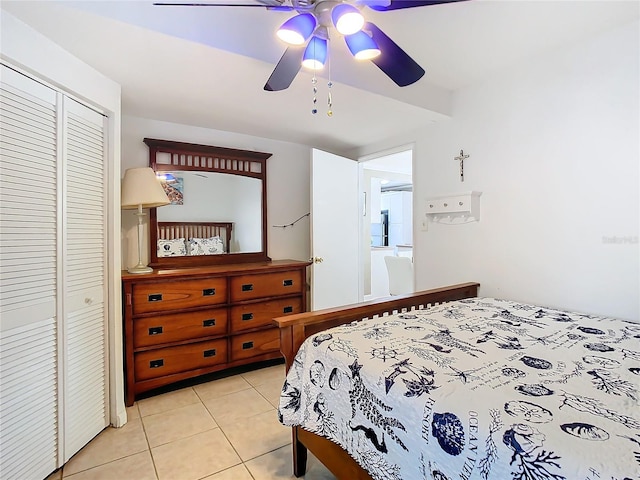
<box><xmin>345</xmin><ymin>31</ymin><xmax>380</xmax><ymax>60</ymax></box>
<box><xmin>302</xmin><ymin>36</ymin><xmax>328</xmax><ymax>70</ymax></box>
<box><xmin>331</xmin><ymin>4</ymin><xmax>364</xmax><ymax>35</ymax></box>
<box><xmin>277</xmin><ymin>13</ymin><xmax>317</xmax><ymax>45</ymax></box>
<box><xmin>121</xmin><ymin>167</ymin><xmax>170</xmax><ymax>209</ymax></box>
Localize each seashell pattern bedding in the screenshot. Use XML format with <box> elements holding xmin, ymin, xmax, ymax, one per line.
<box><xmin>278</xmin><ymin>297</ymin><xmax>640</xmax><ymax>480</ymax></box>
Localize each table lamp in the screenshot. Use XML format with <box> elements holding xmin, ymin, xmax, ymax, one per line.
<box><xmin>121</xmin><ymin>167</ymin><xmax>170</xmax><ymax>274</ymax></box>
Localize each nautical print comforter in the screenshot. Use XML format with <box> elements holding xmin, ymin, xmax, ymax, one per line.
<box><xmin>278</xmin><ymin>297</ymin><xmax>640</xmax><ymax>480</ymax></box>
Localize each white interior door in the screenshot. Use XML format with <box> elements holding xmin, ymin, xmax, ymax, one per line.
<box><xmin>310</xmin><ymin>149</ymin><xmax>360</xmax><ymax>310</ymax></box>
<box><xmin>0</xmin><ymin>64</ymin><xmax>59</xmax><ymax>480</ymax></box>
<box><xmin>62</xmin><ymin>96</ymin><xmax>108</xmax><ymax>462</ymax></box>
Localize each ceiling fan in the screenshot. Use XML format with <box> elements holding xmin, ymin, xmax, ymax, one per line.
<box><xmin>153</xmin><ymin>0</ymin><xmax>465</xmax><ymax>92</ymax></box>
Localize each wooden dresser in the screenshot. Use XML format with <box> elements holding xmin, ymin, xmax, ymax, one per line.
<box><xmin>122</xmin><ymin>260</ymin><xmax>309</xmax><ymax>406</ymax></box>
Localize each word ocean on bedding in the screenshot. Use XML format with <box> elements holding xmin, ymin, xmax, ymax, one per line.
<box><xmin>279</xmin><ymin>297</ymin><xmax>640</xmax><ymax>480</ymax></box>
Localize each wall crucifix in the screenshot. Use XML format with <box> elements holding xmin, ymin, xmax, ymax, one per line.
<box><xmin>454</xmin><ymin>149</ymin><xmax>470</xmax><ymax>182</ymax></box>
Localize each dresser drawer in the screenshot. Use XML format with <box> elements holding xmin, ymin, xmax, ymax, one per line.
<box><xmin>132</xmin><ymin>278</ymin><xmax>227</xmax><ymax>315</ymax></box>
<box><xmin>230</xmin><ymin>297</ymin><xmax>302</xmax><ymax>332</ymax></box>
<box><xmin>133</xmin><ymin>308</ymin><xmax>228</xmax><ymax>348</ymax></box>
<box><xmin>231</xmin><ymin>328</ymin><xmax>280</xmax><ymax>361</ymax></box>
<box><xmin>134</xmin><ymin>339</ymin><xmax>228</xmax><ymax>381</ymax></box>
<box><xmin>230</xmin><ymin>270</ymin><xmax>303</xmax><ymax>302</ymax></box>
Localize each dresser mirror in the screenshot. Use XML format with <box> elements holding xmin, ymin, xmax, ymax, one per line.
<box><xmin>145</xmin><ymin>138</ymin><xmax>271</xmax><ymax>267</ymax></box>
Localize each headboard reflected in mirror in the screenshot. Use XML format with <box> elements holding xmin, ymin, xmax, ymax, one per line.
<box><xmin>157</xmin><ymin>221</ymin><xmax>232</xmax><ymax>257</ymax></box>
<box><xmin>145</xmin><ymin>138</ymin><xmax>271</xmax><ymax>268</ymax></box>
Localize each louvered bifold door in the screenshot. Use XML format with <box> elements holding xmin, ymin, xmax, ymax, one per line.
<box><xmin>0</xmin><ymin>65</ymin><xmax>59</xmax><ymax>480</ymax></box>
<box><xmin>61</xmin><ymin>97</ymin><xmax>108</xmax><ymax>462</ymax></box>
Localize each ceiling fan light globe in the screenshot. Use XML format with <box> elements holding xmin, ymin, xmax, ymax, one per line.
<box><xmin>302</xmin><ymin>59</ymin><xmax>325</xmax><ymax>70</ymax></box>
<box><xmin>354</xmin><ymin>48</ymin><xmax>380</xmax><ymax>60</ymax></box>
<box><xmin>345</xmin><ymin>31</ymin><xmax>380</xmax><ymax>60</ymax></box>
<box><xmin>277</xmin><ymin>13</ymin><xmax>317</xmax><ymax>45</ymax></box>
<box><xmin>332</xmin><ymin>4</ymin><xmax>364</xmax><ymax>35</ymax></box>
<box><xmin>302</xmin><ymin>35</ymin><xmax>328</xmax><ymax>69</ymax></box>
<box><xmin>277</xmin><ymin>30</ymin><xmax>304</xmax><ymax>45</ymax></box>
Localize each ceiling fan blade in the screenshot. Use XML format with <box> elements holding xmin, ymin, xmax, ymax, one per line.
<box><xmin>264</xmin><ymin>46</ymin><xmax>304</xmax><ymax>91</ymax></box>
<box><xmin>365</xmin><ymin>22</ymin><xmax>425</xmax><ymax>87</ymax></box>
<box><xmin>153</xmin><ymin>1</ymin><xmax>293</xmax><ymax>9</ymax></box>
<box><xmin>365</xmin><ymin>0</ymin><xmax>467</xmax><ymax>11</ymax></box>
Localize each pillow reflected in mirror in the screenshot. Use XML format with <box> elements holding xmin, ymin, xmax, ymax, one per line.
<box><xmin>189</xmin><ymin>236</ymin><xmax>225</xmax><ymax>255</ymax></box>
<box><xmin>157</xmin><ymin>238</ymin><xmax>187</xmax><ymax>257</ymax></box>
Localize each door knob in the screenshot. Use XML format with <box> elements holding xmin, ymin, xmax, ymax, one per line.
<box><xmin>313</xmin><ymin>257</ymin><xmax>324</xmax><ymax>264</ymax></box>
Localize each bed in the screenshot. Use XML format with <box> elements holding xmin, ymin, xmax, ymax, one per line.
<box><xmin>273</xmin><ymin>283</ymin><xmax>640</xmax><ymax>480</ymax></box>
<box><xmin>156</xmin><ymin>221</ymin><xmax>233</xmax><ymax>255</ymax></box>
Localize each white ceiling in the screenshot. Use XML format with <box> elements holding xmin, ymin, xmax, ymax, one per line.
<box><xmin>3</xmin><ymin>0</ymin><xmax>638</xmax><ymax>155</ymax></box>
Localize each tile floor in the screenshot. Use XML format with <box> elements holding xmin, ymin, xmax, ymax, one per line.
<box><xmin>46</xmin><ymin>363</ymin><xmax>335</xmax><ymax>480</ymax></box>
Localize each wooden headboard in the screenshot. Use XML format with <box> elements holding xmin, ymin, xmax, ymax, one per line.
<box><xmin>157</xmin><ymin>221</ymin><xmax>233</xmax><ymax>253</ymax></box>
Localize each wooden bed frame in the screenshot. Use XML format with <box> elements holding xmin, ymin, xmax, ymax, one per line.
<box><xmin>273</xmin><ymin>282</ymin><xmax>480</xmax><ymax>479</ymax></box>
<box><xmin>157</xmin><ymin>221</ymin><xmax>233</xmax><ymax>253</ymax></box>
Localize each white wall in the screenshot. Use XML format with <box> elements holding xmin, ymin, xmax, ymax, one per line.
<box><xmin>121</xmin><ymin>115</ymin><xmax>311</xmax><ymax>268</ymax></box>
<box><xmin>353</xmin><ymin>20</ymin><xmax>640</xmax><ymax>322</ymax></box>
<box><xmin>0</xmin><ymin>11</ymin><xmax>127</xmax><ymax>425</ymax></box>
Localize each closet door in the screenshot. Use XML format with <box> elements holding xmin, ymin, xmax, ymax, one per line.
<box><xmin>0</xmin><ymin>65</ymin><xmax>59</xmax><ymax>480</ymax></box>
<box><xmin>61</xmin><ymin>97</ymin><xmax>108</xmax><ymax>461</ymax></box>
<box><xmin>0</xmin><ymin>65</ymin><xmax>109</xmax><ymax>477</ymax></box>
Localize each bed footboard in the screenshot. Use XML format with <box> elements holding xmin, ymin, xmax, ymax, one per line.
<box><xmin>273</xmin><ymin>282</ymin><xmax>480</xmax><ymax>478</ymax></box>
<box><xmin>274</xmin><ymin>282</ymin><xmax>480</xmax><ymax>370</ymax></box>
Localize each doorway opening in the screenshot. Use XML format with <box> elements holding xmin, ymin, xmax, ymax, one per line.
<box><xmin>359</xmin><ymin>147</ymin><xmax>413</xmax><ymax>300</ymax></box>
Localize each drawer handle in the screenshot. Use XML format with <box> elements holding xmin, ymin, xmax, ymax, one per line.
<box><xmin>283</xmin><ymin>306</ymin><xmax>293</xmax><ymax>314</ymax></box>
<box><xmin>148</xmin><ymin>293</ymin><xmax>163</xmax><ymax>302</ymax></box>
<box><xmin>203</xmin><ymin>319</ymin><xmax>216</xmax><ymax>327</ymax></box>
<box><xmin>283</xmin><ymin>279</ymin><xmax>294</xmax><ymax>287</ymax></box>
<box><xmin>203</xmin><ymin>349</ymin><xmax>217</xmax><ymax>358</ymax></box>
<box><xmin>242</xmin><ymin>313</ymin><xmax>254</xmax><ymax>321</ymax></box>
<box><xmin>242</xmin><ymin>341</ymin><xmax>254</xmax><ymax>350</ymax></box>
<box><xmin>148</xmin><ymin>326</ymin><xmax>163</xmax><ymax>336</ymax></box>
<box><xmin>443</xmin><ymin>203</ymin><xmax>448</xmax><ymax>207</ymax></box>
<box><xmin>241</xmin><ymin>284</ymin><xmax>254</xmax><ymax>292</ymax></box>
<box><xmin>150</xmin><ymin>359</ymin><xmax>164</xmax><ymax>369</ymax></box>
<box><xmin>202</xmin><ymin>288</ymin><xmax>216</xmax><ymax>296</ymax></box>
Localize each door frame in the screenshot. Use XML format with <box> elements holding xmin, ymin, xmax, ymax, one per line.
<box><xmin>358</xmin><ymin>144</ymin><xmax>415</xmax><ymax>300</ymax></box>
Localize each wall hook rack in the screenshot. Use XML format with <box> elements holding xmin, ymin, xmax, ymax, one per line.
<box><xmin>425</xmin><ymin>191</ymin><xmax>482</xmax><ymax>224</ymax></box>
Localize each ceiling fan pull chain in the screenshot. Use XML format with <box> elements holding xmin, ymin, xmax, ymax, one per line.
<box><xmin>311</xmin><ymin>75</ymin><xmax>318</xmax><ymax>115</ymax></box>
<box><xmin>327</xmin><ymin>46</ymin><xmax>333</xmax><ymax>117</ymax></box>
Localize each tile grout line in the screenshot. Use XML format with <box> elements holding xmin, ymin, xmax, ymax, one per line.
<box><xmin>192</xmin><ymin>382</ymin><xmax>248</xmax><ymax>479</ymax></box>
<box><xmin>61</xmin><ymin>413</ymin><xmax>151</xmax><ymax>479</ymax></box>
<box><xmin>195</xmin><ymin>383</ymin><xmax>290</xmax><ymax>480</ymax></box>
<box><xmin>136</xmin><ymin>402</ymin><xmax>161</xmax><ymax>480</ymax></box>
<box><xmin>60</xmin><ymin>367</ymin><xmax>288</xmax><ymax>480</ymax></box>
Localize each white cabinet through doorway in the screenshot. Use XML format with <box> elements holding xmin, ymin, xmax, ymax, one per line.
<box><xmin>381</xmin><ymin>191</ymin><xmax>413</xmax><ymax>248</ymax></box>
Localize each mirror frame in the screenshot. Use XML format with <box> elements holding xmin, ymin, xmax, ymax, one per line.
<box><xmin>145</xmin><ymin>138</ymin><xmax>271</xmax><ymax>268</ymax></box>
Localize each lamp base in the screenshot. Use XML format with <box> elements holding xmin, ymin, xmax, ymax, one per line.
<box><xmin>129</xmin><ymin>206</ymin><xmax>152</xmax><ymax>274</ymax></box>
<box><xmin>127</xmin><ymin>264</ymin><xmax>153</xmax><ymax>274</ymax></box>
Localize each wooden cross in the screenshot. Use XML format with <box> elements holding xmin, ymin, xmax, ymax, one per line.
<box><xmin>454</xmin><ymin>149</ymin><xmax>470</xmax><ymax>182</ymax></box>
